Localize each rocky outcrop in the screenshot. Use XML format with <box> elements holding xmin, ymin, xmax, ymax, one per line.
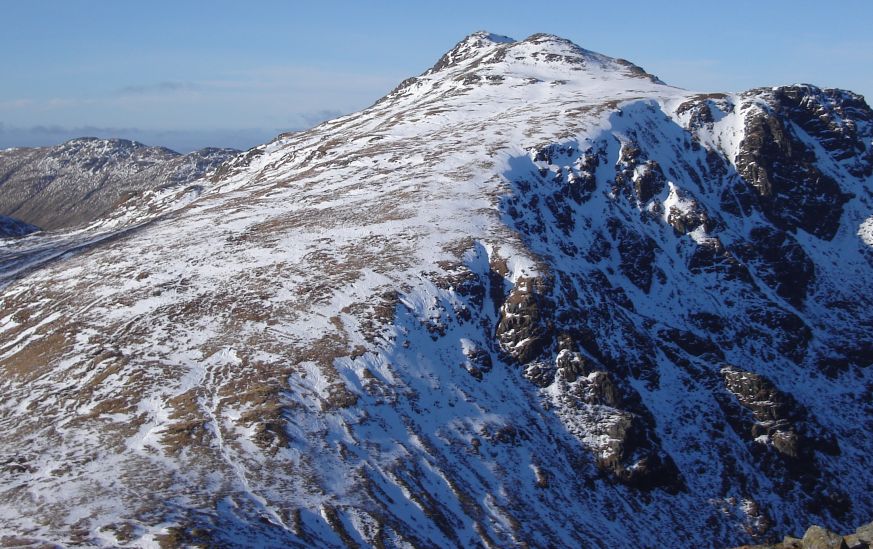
<box><xmin>495</xmin><ymin>275</ymin><xmax>554</xmax><ymax>363</ymax></box>
<box><xmin>556</xmin><ymin>367</ymin><xmax>684</xmax><ymax>492</ymax></box>
<box><xmin>734</xmin><ymin>87</ymin><xmax>856</xmax><ymax>240</ymax></box>
<box><xmin>460</xmin><ymin>341</ymin><xmax>493</xmax><ymax>379</ymax></box>
<box><xmin>718</xmin><ymin>366</ymin><xmax>848</xmax><ymax>521</ymax></box>
<box><xmin>614</xmin><ymin>140</ymin><xmax>668</xmax><ymax>204</ymax></box>
<box><xmin>720</xmin><ymin>366</ymin><xmax>838</xmax><ymax>460</ymax></box>
<box><xmin>773</xmin><ymin>86</ymin><xmax>873</xmax><ymax>176</ymax></box>
<box><xmin>687</xmin><ymin>237</ymin><xmax>753</xmax><ymax>282</ymax></box>
<box><xmin>737</xmin><ymin>520</ymin><xmax>873</xmax><ymax>549</ymax></box>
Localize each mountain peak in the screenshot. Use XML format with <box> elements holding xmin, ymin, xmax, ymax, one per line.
<box><xmin>523</xmin><ymin>32</ymin><xmax>578</xmax><ymax>46</ymax></box>
<box><xmin>466</xmin><ymin>30</ymin><xmax>515</xmax><ymax>44</ymax></box>
<box><xmin>424</xmin><ymin>30</ymin><xmax>664</xmax><ymax>84</ymax></box>
<box><xmin>429</xmin><ymin>31</ymin><xmax>516</xmax><ymax>73</ymax></box>
<box><xmin>384</xmin><ymin>31</ymin><xmax>666</xmax><ymax>105</ymax></box>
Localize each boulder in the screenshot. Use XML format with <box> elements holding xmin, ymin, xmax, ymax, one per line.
<box><xmin>800</xmin><ymin>525</ymin><xmax>848</xmax><ymax>549</ymax></box>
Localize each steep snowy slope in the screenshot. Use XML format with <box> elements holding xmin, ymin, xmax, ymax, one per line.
<box><xmin>0</xmin><ymin>138</ymin><xmax>238</xmax><ymax>230</ymax></box>
<box><xmin>1</xmin><ymin>32</ymin><xmax>871</xmax><ymax>548</ymax></box>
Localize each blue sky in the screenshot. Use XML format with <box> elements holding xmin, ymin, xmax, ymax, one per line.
<box><xmin>2</xmin><ymin>0</ymin><xmax>872</xmax><ymax>152</ymax></box>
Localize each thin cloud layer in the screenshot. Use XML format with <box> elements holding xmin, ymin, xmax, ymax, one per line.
<box><xmin>0</xmin><ymin>65</ymin><xmax>401</xmax><ymax>149</ymax></box>
<box><xmin>116</xmin><ymin>81</ymin><xmax>201</xmax><ymax>95</ymax></box>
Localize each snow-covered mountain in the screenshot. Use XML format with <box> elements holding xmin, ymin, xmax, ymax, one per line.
<box><xmin>0</xmin><ymin>138</ymin><xmax>238</xmax><ymax>230</ymax></box>
<box><xmin>1</xmin><ymin>32</ymin><xmax>871</xmax><ymax>547</ymax></box>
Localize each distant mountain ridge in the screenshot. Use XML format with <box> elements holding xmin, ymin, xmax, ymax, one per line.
<box><xmin>0</xmin><ymin>137</ymin><xmax>238</xmax><ymax>231</ymax></box>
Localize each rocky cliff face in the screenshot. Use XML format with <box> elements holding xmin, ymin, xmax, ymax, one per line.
<box><xmin>0</xmin><ymin>138</ymin><xmax>238</xmax><ymax>230</ymax></box>
<box><xmin>0</xmin><ymin>32</ymin><xmax>871</xmax><ymax>548</ymax></box>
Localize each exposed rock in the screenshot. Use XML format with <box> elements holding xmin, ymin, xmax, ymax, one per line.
<box><xmin>659</xmin><ymin>327</ymin><xmax>723</xmax><ymax>359</ymax></box>
<box><xmin>687</xmin><ymin>237</ymin><xmax>753</xmax><ymax>282</ymax></box>
<box><xmin>523</xmin><ymin>360</ymin><xmax>556</xmax><ymax>387</ymax></box>
<box><xmin>461</xmin><ymin>342</ymin><xmax>493</xmax><ymax>379</ymax></box>
<box><xmin>720</xmin><ymin>366</ymin><xmax>836</xmax><ymax>458</ymax></box>
<box><xmin>633</xmin><ymin>160</ymin><xmax>667</xmax><ymax>203</ymax></box>
<box><xmin>554</xmin><ymin>348</ymin><xmax>591</xmax><ymax>382</ymax></box>
<box><xmin>856</xmin><ymin>522</ymin><xmax>873</xmax><ymax>543</ymax></box>
<box><xmin>719</xmin><ymin>364</ymin><xmax>843</xmax><ymax>514</ymax></box>
<box><xmin>495</xmin><ymin>276</ymin><xmax>553</xmax><ymax>363</ymax></box>
<box><xmin>675</xmin><ymin>93</ymin><xmax>733</xmax><ymax>130</ymax></box>
<box><xmin>665</xmin><ymin>184</ymin><xmax>717</xmax><ymax>236</ymax></box>
<box><xmin>667</xmin><ymin>201</ymin><xmax>708</xmax><ymax>235</ymax></box>
<box><xmin>801</xmin><ymin>525</ymin><xmax>849</xmax><ymax>549</ymax></box>
<box><xmin>734</xmin><ymin>87</ymin><xmax>856</xmax><ymax>240</ymax></box>
<box><xmin>570</xmin><ymin>370</ymin><xmax>620</xmax><ymax>406</ymax></box>
<box><xmin>735</xmin><ymin>521</ymin><xmax>873</xmax><ymax>548</ymax></box>
<box><xmin>773</xmin><ymin>86</ymin><xmax>873</xmax><ymax>176</ymax></box>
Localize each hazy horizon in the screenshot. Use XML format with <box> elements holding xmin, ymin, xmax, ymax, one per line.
<box><xmin>3</xmin><ymin>0</ymin><xmax>872</xmax><ymax>152</ymax></box>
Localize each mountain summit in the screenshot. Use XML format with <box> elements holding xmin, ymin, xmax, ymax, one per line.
<box><xmin>1</xmin><ymin>33</ymin><xmax>871</xmax><ymax>547</ymax></box>
<box><xmin>426</xmin><ymin>31</ymin><xmax>659</xmax><ymax>80</ymax></box>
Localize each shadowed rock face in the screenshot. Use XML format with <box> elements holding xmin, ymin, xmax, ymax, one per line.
<box><xmin>0</xmin><ymin>215</ymin><xmax>39</xmax><ymax>238</ymax></box>
<box><xmin>496</xmin><ymin>83</ymin><xmax>873</xmax><ymax>537</ymax></box>
<box><xmin>733</xmin><ymin>86</ymin><xmax>863</xmax><ymax>240</ymax></box>
<box><xmin>0</xmin><ymin>138</ymin><xmax>238</xmax><ymax>230</ymax></box>
<box><xmin>495</xmin><ymin>275</ymin><xmax>554</xmax><ymax>363</ymax></box>
<box><xmin>0</xmin><ymin>32</ymin><xmax>872</xmax><ymax>548</ymax></box>
<box><xmin>718</xmin><ymin>366</ymin><xmax>845</xmax><ymax>516</ymax></box>
<box><xmin>733</xmin><ymin>226</ymin><xmax>816</xmax><ymax>308</ymax></box>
